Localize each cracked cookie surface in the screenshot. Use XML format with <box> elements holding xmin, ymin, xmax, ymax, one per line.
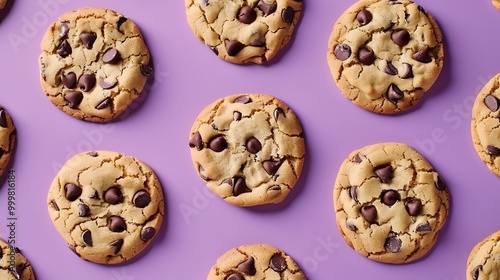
<box><xmin>47</xmin><ymin>151</ymin><xmax>164</xmax><ymax>264</ymax></box>
<box><xmin>467</xmin><ymin>231</ymin><xmax>500</xmax><ymax>280</ymax></box>
<box><xmin>39</xmin><ymin>8</ymin><xmax>153</xmax><ymax>122</ymax></box>
<box><xmin>0</xmin><ymin>106</ymin><xmax>15</xmax><ymax>178</ymax></box>
<box><xmin>207</xmin><ymin>244</ymin><xmax>306</xmax><ymax>279</ymax></box>
<box><xmin>189</xmin><ymin>94</ymin><xmax>305</xmax><ymax>207</ymax></box>
<box><xmin>185</xmin><ymin>0</ymin><xmax>302</xmax><ymax>64</ymax></box>
<box><xmin>0</xmin><ymin>239</ymin><xmax>35</xmax><ymax>280</ymax></box>
<box><xmin>471</xmin><ymin>73</ymin><xmax>500</xmax><ymax>176</ymax></box>
<box><xmin>333</xmin><ymin>142</ymin><xmax>449</xmax><ymax>263</ymax></box>
<box><xmin>327</xmin><ymin>0</ymin><xmax>444</xmax><ymax>114</ymax></box>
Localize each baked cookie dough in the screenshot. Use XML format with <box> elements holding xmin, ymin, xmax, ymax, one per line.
<box><xmin>0</xmin><ymin>106</ymin><xmax>15</xmax><ymax>178</ymax></box>
<box><xmin>327</xmin><ymin>0</ymin><xmax>444</xmax><ymax>114</ymax></box>
<box><xmin>0</xmin><ymin>238</ymin><xmax>35</xmax><ymax>280</ymax></box>
<box><xmin>0</xmin><ymin>0</ymin><xmax>6</xmax><ymax>9</ymax></box>
<box><xmin>467</xmin><ymin>231</ymin><xmax>500</xmax><ymax>280</ymax></box>
<box><xmin>207</xmin><ymin>244</ymin><xmax>306</xmax><ymax>279</ymax></box>
<box><xmin>493</xmin><ymin>0</ymin><xmax>500</xmax><ymax>11</ymax></box>
<box><xmin>189</xmin><ymin>94</ymin><xmax>305</xmax><ymax>207</ymax></box>
<box><xmin>333</xmin><ymin>142</ymin><xmax>449</xmax><ymax>263</ymax></box>
<box><xmin>47</xmin><ymin>151</ymin><xmax>164</xmax><ymax>264</ymax></box>
<box><xmin>39</xmin><ymin>8</ymin><xmax>153</xmax><ymax>122</ymax></box>
<box><xmin>471</xmin><ymin>73</ymin><xmax>500</xmax><ymax>176</ymax></box>
<box><xmin>185</xmin><ymin>0</ymin><xmax>302</xmax><ymax>64</ymax></box>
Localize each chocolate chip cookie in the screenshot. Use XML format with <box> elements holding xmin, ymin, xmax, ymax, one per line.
<box><xmin>39</xmin><ymin>8</ymin><xmax>153</xmax><ymax>122</ymax></box>
<box><xmin>189</xmin><ymin>94</ymin><xmax>305</xmax><ymax>207</ymax></box>
<box><xmin>185</xmin><ymin>0</ymin><xmax>302</xmax><ymax>64</ymax></box>
<box><xmin>333</xmin><ymin>142</ymin><xmax>449</xmax><ymax>263</ymax></box>
<box><xmin>327</xmin><ymin>0</ymin><xmax>444</xmax><ymax>114</ymax></box>
<box><xmin>207</xmin><ymin>244</ymin><xmax>306</xmax><ymax>279</ymax></box>
<box><xmin>47</xmin><ymin>151</ymin><xmax>164</xmax><ymax>264</ymax></box>
<box><xmin>467</xmin><ymin>231</ymin><xmax>500</xmax><ymax>280</ymax></box>
<box><xmin>471</xmin><ymin>73</ymin><xmax>500</xmax><ymax>176</ymax></box>
<box><xmin>0</xmin><ymin>238</ymin><xmax>35</xmax><ymax>280</ymax></box>
<box><xmin>0</xmin><ymin>106</ymin><xmax>15</xmax><ymax>178</ymax></box>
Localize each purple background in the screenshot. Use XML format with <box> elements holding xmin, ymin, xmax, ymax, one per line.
<box><xmin>0</xmin><ymin>0</ymin><xmax>498</xmax><ymax>279</ymax></box>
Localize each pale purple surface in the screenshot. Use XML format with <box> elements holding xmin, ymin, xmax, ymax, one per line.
<box><xmin>0</xmin><ymin>0</ymin><xmax>498</xmax><ymax>279</ymax></box>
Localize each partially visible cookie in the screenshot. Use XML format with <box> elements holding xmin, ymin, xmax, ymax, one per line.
<box><xmin>185</xmin><ymin>0</ymin><xmax>302</xmax><ymax>64</ymax></box>
<box><xmin>39</xmin><ymin>8</ymin><xmax>153</xmax><ymax>122</ymax></box>
<box><xmin>493</xmin><ymin>0</ymin><xmax>500</xmax><ymax>11</ymax></box>
<box><xmin>467</xmin><ymin>231</ymin><xmax>500</xmax><ymax>280</ymax></box>
<box><xmin>0</xmin><ymin>238</ymin><xmax>35</xmax><ymax>280</ymax></box>
<box><xmin>189</xmin><ymin>94</ymin><xmax>305</xmax><ymax>207</ymax></box>
<box><xmin>471</xmin><ymin>73</ymin><xmax>500</xmax><ymax>176</ymax></box>
<box><xmin>0</xmin><ymin>0</ymin><xmax>6</xmax><ymax>9</ymax></box>
<box><xmin>47</xmin><ymin>151</ymin><xmax>164</xmax><ymax>264</ymax></box>
<box><xmin>333</xmin><ymin>142</ymin><xmax>449</xmax><ymax>263</ymax></box>
<box><xmin>0</xmin><ymin>106</ymin><xmax>15</xmax><ymax>178</ymax></box>
<box><xmin>327</xmin><ymin>0</ymin><xmax>444</xmax><ymax>114</ymax></box>
<box><xmin>207</xmin><ymin>244</ymin><xmax>306</xmax><ymax>279</ymax></box>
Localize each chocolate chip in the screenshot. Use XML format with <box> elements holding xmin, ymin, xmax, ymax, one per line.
<box><xmin>116</xmin><ymin>16</ymin><xmax>128</xmax><ymax>34</ymax></box>
<box><xmin>434</xmin><ymin>176</ymin><xmax>446</xmax><ymax>191</ymax></box>
<box><xmin>416</xmin><ymin>222</ymin><xmax>431</xmax><ymax>232</ymax></box>
<box><xmin>334</xmin><ymin>43</ymin><xmax>351</xmax><ymax>61</ymax></box>
<box><xmin>133</xmin><ymin>190</ymin><xmax>151</xmax><ymax>208</ymax></box>
<box><xmin>51</xmin><ymin>200</ymin><xmax>60</xmax><ymax>211</ymax></box>
<box><xmin>238</xmin><ymin>256</ymin><xmax>256</xmax><ymax>275</ymax></box>
<box><xmin>80</xmin><ymin>32</ymin><xmax>97</xmax><ymax>49</ymax></box>
<box><xmin>199</xmin><ymin>165</ymin><xmax>209</xmax><ymax>180</ymax></box>
<box><xmin>257</xmin><ymin>0</ymin><xmax>277</xmax><ymax>16</ymax></box>
<box><xmin>78</xmin><ymin>203</ymin><xmax>90</xmax><ymax>217</ymax></box>
<box><xmin>361</xmin><ymin>205</ymin><xmax>377</xmax><ymax>223</ymax></box>
<box><xmin>90</xmin><ymin>190</ymin><xmax>100</xmax><ymax>199</ymax></box>
<box><xmin>274</xmin><ymin>107</ymin><xmax>286</xmax><ymax>121</ymax></box>
<box><xmin>472</xmin><ymin>265</ymin><xmax>482</xmax><ymax>280</ymax></box>
<box><xmin>189</xmin><ymin>132</ymin><xmax>204</xmax><ymax>150</ymax></box>
<box><xmin>226</xmin><ymin>274</ymin><xmax>244</xmax><ymax>280</ymax></box>
<box><xmin>353</xmin><ymin>154</ymin><xmax>362</xmax><ymax>163</ymax></box>
<box><xmin>140</xmin><ymin>63</ymin><xmax>154</xmax><ymax>76</ymax></box>
<box><xmin>64</xmin><ymin>183</ymin><xmax>82</xmax><ymax>201</ymax></box>
<box><xmin>0</xmin><ymin>247</ymin><xmax>2</xmax><ymax>258</ymax></box>
<box><xmin>384</xmin><ymin>233</ymin><xmax>402</xmax><ymax>253</ymax></box>
<box><xmin>268</xmin><ymin>185</ymin><xmax>281</xmax><ymax>191</ymax></box>
<box><xmin>209</xmin><ymin>45</ymin><xmax>219</xmax><ymax>55</ymax></box>
<box><xmin>109</xmin><ymin>239</ymin><xmax>124</xmax><ymax>254</ymax></box>
<box><xmin>108</xmin><ymin>216</ymin><xmax>127</xmax><ymax>232</ymax></box>
<box><xmin>78</xmin><ymin>73</ymin><xmax>96</xmax><ymax>92</ymax></box>
<box><xmin>61</xmin><ymin>72</ymin><xmax>77</xmax><ymax>89</ymax></box>
<box><xmin>0</xmin><ymin>110</ymin><xmax>6</xmax><ymax>128</ymax></box>
<box><xmin>233</xmin><ymin>177</ymin><xmax>251</xmax><ymax>196</ymax></box>
<box><xmin>68</xmin><ymin>245</ymin><xmax>79</xmax><ymax>257</ymax></box>
<box><xmin>82</xmin><ymin>230</ymin><xmax>93</xmax><ymax>246</ymax></box>
<box><xmin>269</xmin><ymin>254</ymin><xmax>287</xmax><ymax>272</ymax></box>
<box><xmin>391</xmin><ymin>29</ymin><xmax>410</xmax><ymax>47</ymax></box>
<box><xmin>400</xmin><ymin>63</ymin><xmax>413</xmax><ymax>79</ymax></box>
<box><xmin>234</xmin><ymin>95</ymin><xmax>252</xmax><ymax>104</ymax></box>
<box><xmin>346</xmin><ymin>220</ymin><xmax>358</xmax><ymax>231</ymax></box>
<box><xmin>246</xmin><ymin>137</ymin><xmax>262</xmax><ymax>154</ymax></box>
<box><xmin>209</xmin><ymin>136</ymin><xmax>227</xmax><ymax>152</ymax></box>
<box><xmin>103</xmin><ymin>48</ymin><xmax>121</xmax><ymax>64</ymax></box>
<box><xmin>99</xmin><ymin>77</ymin><xmax>118</xmax><ymax>89</ymax></box>
<box><xmin>375</xmin><ymin>165</ymin><xmax>392</xmax><ymax>183</ymax></box>
<box><xmin>282</xmin><ymin>6</ymin><xmax>294</xmax><ymax>23</ymax></box>
<box><xmin>12</xmin><ymin>264</ymin><xmax>25</xmax><ymax>279</ymax></box>
<box><xmin>349</xmin><ymin>186</ymin><xmax>359</xmax><ymax>202</ymax></box>
<box><xmin>405</xmin><ymin>198</ymin><xmax>422</xmax><ymax>216</ymax></box>
<box><xmin>356</xmin><ymin>10</ymin><xmax>372</xmax><ymax>26</ymax></box>
<box><xmin>95</xmin><ymin>97</ymin><xmax>112</xmax><ymax>110</ymax></box>
<box><xmin>417</xmin><ymin>5</ymin><xmax>427</xmax><ymax>14</ymax></box>
<box><xmin>59</xmin><ymin>22</ymin><xmax>69</xmax><ymax>38</ymax></box>
<box><xmin>487</xmin><ymin>145</ymin><xmax>500</xmax><ymax>156</ymax></box>
<box><xmin>141</xmin><ymin>227</ymin><xmax>156</xmax><ymax>241</ymax></box>
<box><xmin>358</xmin><ymin>47</ymin><xmax>375</xmax><ymax>65</ymax></box>
<box><xmin>104</xmin><ymin>186</ymin><xmax>123</xmax><ymax>204</ymax></box>
<box><xmin>387</xmin><ymin>84</ymin><xmax>404</xmax><ymax>103</ymax></box>
<box><xmin>234</xmin><ymin>111</ymin><xmax>242</xmax><ymax>121</ymax></box>
<box><xmin>57</xmin><ymin>40</ymin><xmax>72</xmax><ymax>58</ymax></box>
<box><xmin>225</xmin><ymin>40</ymin><xmax>245</xmax><ymax>56</ymax></box>
<box><xmin>263</xmin><ymin>159</ymin><xmax>283</xmax><ymax>175</ymax></box>
<box><xmin>384</xmin><ymin>62</ymin><xmax>398</xmax><ymax>75</ymax></box>
<box><xmin>412</xmin><ymin>46</ymin><xmax>432</xmax><ymax>63</ymax></box>
<box><xmin>250</xmin><ymin>39</ymin><xmax>265</xmax><ymax>47</ymax></box>
<box><xmin>237</xmin><ymin>6</ymin><xmax>257</xmax><ymax>24</ymax></box>
<box><xmin>381</xmin><ymin>190</ymin><xmax>400</xmax><ymax>206</ymax></box>
<box><xmin>485</xmin><ymin>95</ymin><xmax>500</xmax><ymax>112</ymax></box>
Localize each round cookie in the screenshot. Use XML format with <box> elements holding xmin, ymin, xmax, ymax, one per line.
<box><xmin>39</xmin><ymin>8</ymin><xmax>153</xmax><ymax>122</ymax></box>
<box><xmin>0</xmin><ymin>106</ymin><xmax>15</xmax><ymax>178</ymax></box>
<box><xmin>333</xmin><ymin>142</ymin><xmax>449</xmax><ymax>263</ymax></box>
<box><xmin>471</xmin><ymin>73</ymin><xmax>500</xmax><ymax>176</ymax></box>
<box><xmin>327</xmin><ymin>0</ymin><xmax>444</xmax><ymax>114</ymax></box>
<box><xmin>185</xmin><ymin>0</ymin><xmax>302</xmax><ymax>64</ymax></box>
<box><xmin>0</xmin><ymin>239</ymin><xmax>35</xmax><ymax>280</ymax></box>
<box><xmin>189</xmin><ymin>94</ymin><xmax>305</xmax><ymax>207</ymax></box>
<box><xmin>467</xmin><ymin>231</ymin><xmax>500</xmax><ymax>280</ymax></box>
<box><xmin>207</xmin><ymin>244</ymin><xmax>306</xmax><ymax>279</ymax></box>
<box><xmin>47</xmin><ymin>151</ymin><xmax>164</xmax><ymax>264</ymax></box>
